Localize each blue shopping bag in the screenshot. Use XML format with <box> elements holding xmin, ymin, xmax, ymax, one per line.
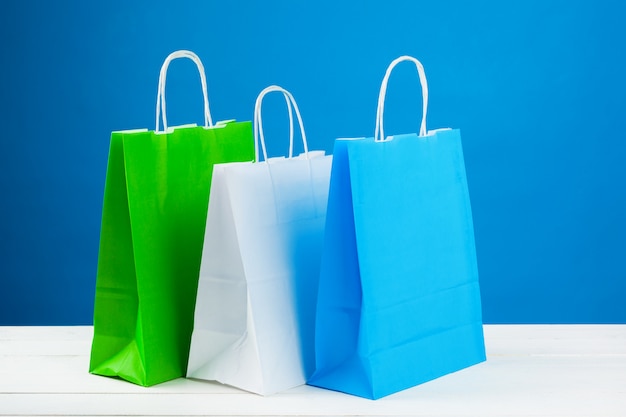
<box><xmin>308</xmin><ymin>56</ymin><xmax>486</xmax><ymax>399</ymax></box>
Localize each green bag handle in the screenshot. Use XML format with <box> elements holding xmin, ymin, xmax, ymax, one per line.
<box><xmin>253</xmin><ymin>85</ymin><xmax>309</xmax><ymax>162</ymax></box>
<box><xmin>375</xmin><ymin>55</ymin><xmax>429</xmax><ymax>142</ymax></box>
<box><xmin>155</xmin><ymin>50</ymin><xmax>214</xmax><ymax>133</ymax></box>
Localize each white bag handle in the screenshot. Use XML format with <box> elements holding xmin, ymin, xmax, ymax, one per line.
<box><xmin>155</xmin><ymin>50</ymin><xmax>214</xmax><ymax>133</ymax></box>
<box><xmin>374</xmin><ymin>55</ymin><xmax>429</xmax><ymax>142</ymax></box>
<box><xmin>254</xmin><ymin>85</ymin><xmax>309</xmax><ymax>162</ymax></box>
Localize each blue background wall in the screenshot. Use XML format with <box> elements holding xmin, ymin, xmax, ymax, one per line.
<box><xmin>1</xmin><ymin>1</ymin><xmax>624</xmax><ymax>324</ymax></box>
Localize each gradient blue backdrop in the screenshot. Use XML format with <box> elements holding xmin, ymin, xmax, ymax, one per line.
<box><xmin>1</xmin><ymin>1</ymin><xmax>624</xmax><ymax>324</ymax></box>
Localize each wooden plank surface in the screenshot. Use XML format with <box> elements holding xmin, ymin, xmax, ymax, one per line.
<box><xmin>0</xmin><ymin>325</ymin><xmax>625</xmax><ymax>416</ymax></box>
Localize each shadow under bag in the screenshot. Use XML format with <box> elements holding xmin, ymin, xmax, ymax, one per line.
<box><xmin>308</xmin><ymin>56</ymin><xmax>486</xmax><ymax>399</ymax></box>
<box><xmin>89</xmin><ymin>50</ymin><xmax>255</xmax><ymax>386</ymax></box>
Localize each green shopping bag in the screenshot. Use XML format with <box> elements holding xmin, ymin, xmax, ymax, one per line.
<box><xmin>89</xmin><ymin>50</ymin><xmax>254</xmax><ymax>386</ymax></box>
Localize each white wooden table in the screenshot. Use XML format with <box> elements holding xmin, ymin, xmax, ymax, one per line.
<box><xmin>1</xmin><ymin>325</ymin><xmax>625</xmax><ymax>416</ymax></box>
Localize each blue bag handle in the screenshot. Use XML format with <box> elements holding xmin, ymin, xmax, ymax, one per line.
<box><xmin>374</xmin><ymin>55</ymin><xmax>429</xmax><ymax>142</ymax></box>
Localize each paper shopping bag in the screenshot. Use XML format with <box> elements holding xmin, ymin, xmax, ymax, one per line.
<box><xmin>186</xmin><ymin>86</ymin><xmax>332</xmax><ymax>395</ymax></box>
<box><xmin>308</xmin><ymin>56</ymin><xmax>486</xmax><ymax>399</ymax></box>
<box><xmin>89</xmin><ymin>50</ymin><xmax>255</xmax><ymax>386</ymax></box>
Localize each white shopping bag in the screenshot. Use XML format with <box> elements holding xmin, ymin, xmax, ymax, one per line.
<box><xmin>186</xmin><ymin>85</ymin><xmax>332</xmax><ymax>395</ymax></box>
